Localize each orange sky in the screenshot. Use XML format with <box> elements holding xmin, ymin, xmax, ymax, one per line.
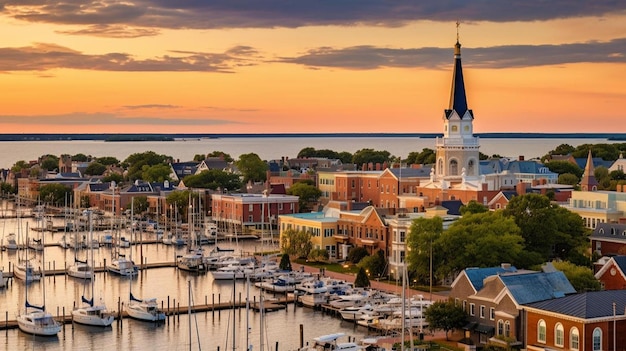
<box><xmin>0</xmin><ymin>2</ymin><xmax>625</xmax><ymax>134</ymax></box>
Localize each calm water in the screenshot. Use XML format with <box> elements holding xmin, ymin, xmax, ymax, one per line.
<box><xmin>0</xmin><ymin>214</ymin><xmax>376</xmax><ymax>350</ymax></box>
<box><xmin>0</xmin><ymin>137</ymin><xmax>619</xmax><ymax>168</ymax></box>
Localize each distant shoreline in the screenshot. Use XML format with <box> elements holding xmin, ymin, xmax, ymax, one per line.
<box><xmin>0</xmin><ymin>132</ymin><xmax>625</xmax><ymax>141</ymax></box>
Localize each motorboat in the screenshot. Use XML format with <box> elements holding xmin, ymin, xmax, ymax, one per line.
<box><xmin>177</xmin><ymin>248</ymin><xmax>206</xmax><ymax>273</ymax></box>
<box><xmin>127</xmin><ymin>293</ymin><xmax>165</xmax><ymax>322</ymax></box>
<box><xmin>299</xmin><ymin>333</ymin><xmax>364</xmax><ymax>351</ymax></box>
<box><xmin>100</xmin><ymin>231</ymin><xmax>113</xmax><ymax>246</ymax></box>
<box><xmin>210</xmin><ymin>263</ymin><xmax>254</xmax><ymax>280</ymax></box>
<box><xmin>339</xmin><ymin>304</ymin><xmax>374</xmax><ymax>321</ymax></box>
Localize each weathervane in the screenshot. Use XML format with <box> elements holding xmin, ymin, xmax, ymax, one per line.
<box><xmin>456</xmin><ymin>20</ymin><xmax>460</xmax><ymax>43</ymax></box>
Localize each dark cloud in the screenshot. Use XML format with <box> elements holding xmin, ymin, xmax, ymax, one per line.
<box><xmin>278</xmin><ymin>39</ymin><xmax>626</xmax><ymax>70</ymax></box>
<box><xmin>0</xmin><ymin>43</ymin><xmax>259</xmax><ymax>72</ymax></box>
<box><xmin>0</xmin><ymin>1</ymin><xmax>624</xmax><ymax>30</ymax></box>
<box><xmin>0</xmin><ymin>39</ymin><xmax>623</xmax><ymax>73</ymax></box>
<box><xmin>57</xmin><ymin>24</ymin><xmax>160</xmax><ymax>38</ymax></box>
<box><xmin>0</xmin><ymin>112</ymin><xmax>239</xmax><ymax>126</ymax></box>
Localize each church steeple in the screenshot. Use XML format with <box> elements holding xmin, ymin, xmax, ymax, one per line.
<box><xmin>580</xmin><ymin>149</ymin><xmax>599</xmax><ymax>192</ymax></box>
<box><xmin>446</xmin><ymin>22</ymin><xmax>472</xmax><ymax>120</ymax></box>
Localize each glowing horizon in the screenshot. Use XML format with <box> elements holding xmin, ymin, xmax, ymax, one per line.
<box><xmin>0</xmin><ymin>2</ymin><xmax>625</xmax><ymax>134</ymax></box>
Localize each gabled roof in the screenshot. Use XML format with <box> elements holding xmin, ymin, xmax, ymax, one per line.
<box><xmin>387</xmin><ymin>167</ymin><xmax>432</xmax><ymax>179</ymax></box>
<box><xmin>461</xmin><ymin>266</ymin><xmax>518</xmax><ymax>292</ymax></box>
<box><xmin>504</xmin><ymin>160</ymin><xmax>555</xmax><ymax>175</ymax></box>
<box><xmin>171</xmin><ymin>161</ymin><xmax>200</xmax><ymax>176</ymax></box>
<box><xmin>500</xmin><ymin>271</ymin><xmax>576</xmax><ymax>305</ymax></box>
<box><xmin>202</xmin><ymin>158</ymin><xmax>229</xmax><ymax>170</ymax></box>
<box><xmin>525</xmin><ymin>290</ymin><xmax>626</xmax><ymax>319</ymax></box>
<box><xmin>89</xmin><ymin>183</ymin><xmax>111</xmax><ymax>192</ymax></box>
<box><xmin>595</xmin><ymin>255</ymin><xmax>626</xmax><ymax>280</ymax></box>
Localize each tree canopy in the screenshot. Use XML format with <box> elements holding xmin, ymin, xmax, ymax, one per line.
<box><xmin>236</xmin><ymin>153</ymin><xmax>267</xmax><ymax>183</ymax></box>
<box><xmin>287</xmin><ymin>182</ymin><xmax>321</xmax><ymax>212</ymax></box>
<box><xmin>39</xmin><ymin>183</ymin><xmax>73</xmax><ymax>207</ymax></box>
<box><xmin>280</xmin><ymin>228</ymin><xmax>313</xmax><ymax>259</ymax></box>
<box><xmin>352</xmin><ymin>148</ymin><xmax>391</xmax><ymax>166</ymax></box>
<box><xmin>424</xmin><ymin>301</ymin><xmax>467</xmax><ymax>340</ymax></box>
<box><xmin>406</xmin><ymin>217</ymin><xmax>443</xmax><ymax>284</ymax></box>
<box><xmin>296</xmin><ymin>147</ymin><xmax>352</xmax><ymax>164</ymax></box>
<box><xmin>84</xmin><ymin>162</ymin><xmax>106</xmax><ymax>176</ymax></box>
<box><xmin>406</xmin><ymin>148</ymin><xmax>435</xmax><ymax>165</ymax></box>
<box><xmin>124</xmin><ymin>151</ymin><xmax>172</xmax><ymax>181</ymax></box>
<box><xmin>354</xmin><ymin>267</ymin><xmax>371</xmax><ymax>288</ymax></box>
<box><xmin>182</xmin><ymin>169</ymin><xmax>241</xmax><ymax>190</ymax></box>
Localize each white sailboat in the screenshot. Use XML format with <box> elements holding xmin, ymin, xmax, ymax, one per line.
<box><xmin>17</xmin><ymin>217</ymin><xmax>62</xmax><ymax>336</ymax></box>
<box><xmin>14</xmin><ymin>222</ymin><xmax>42</xmax><ymax>283</ymax></box>
<box><xmin>67</xmin><ymin>224</ymin><xmax>93</xmax><ymax>279</ymax></box>
<box><xmin>72</xmin><ymin>210</ymin><xmax>115</xmax><ymax>327</ymax></box>
<box><xmin>177</xmin><ymin>195</ymin><xmax>207</xmax><ymax>273</ymax></box>
<box><xmin>127</xmin><ymin>281</ymin><xmax>166</xmax><ymax>322</ymax></box>
<box><xmin>106</xmin><ymin>193</ymin><xmax>137</xmax><ymax>276</ymax></box>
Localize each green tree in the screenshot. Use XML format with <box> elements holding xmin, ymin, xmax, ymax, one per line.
<box><xmin>354</xmin><ymin>267</ymin><xmax>371</xmax><ymax>288</ymax></box>
<box><xmin>141</xmin><ymin>164</ymin><xmax>172</xmax><ymax>182</ymax></box>
<box><xmin>551</xmin><ymin>261</ymin><xmax>601</xmax><ymax>292</ymax></box>
<box><xmin>406</xmin><ymin>148</ymin><xmax>436</xmax><ymax>165</ymax></box>
<box><xmin>287</xmin><ymin>182</ymin><xmax>321</xmax><ymax>212</ymax></box>
<box><xmin>84</xmin><ymin>162</ymin><xmax>106</xmax><ymax>176</ymax></box>
<box><xmin>503</xmin><ymin>193</ymin><xmax>587</xmax><ymax>262</ymax></box>
<box><xmin>11</xmin><ymin>160</ymin><xmax>29</xmax><ymax>173</ymax></box>
<box><xmin>236</xmin><ymin>153</ymin><xmax>267</xmax><ymax>183</ymax></box>
<box><xmin>424</xmin><ymin>300</ymin><xmax>467</xmax><ymax>340</ymax></box>
<box><xmin>558</xmin><ymin>173</ymin><xmax>580</xmax><ymax>186</ymax></box>
<box><xmin>72</xmin><ymin>153</ymin><xmax>90</xmax><ymax>162</ymax></box>
<box><xmin>1</xmin><ymin>182</ymin><xmax>15</xmax><ymax>195</ymax></box>
<box><xmin>337</xmin><ymin>152</ymin><xmax>353</xmax><ymax>164</ymax></box>
<box><xmin>406</xmin><ymin>217</ymin><xmax>443</xmax><ymax>284</ymax></box>
<box><xmin>280</xmin><ymin>228</ymin><xmax>312</xmax><ymax>259</ymax></box>
<box><xmin>352</xmin><ymin>148</ymin><xmax>391</xmax><ymax>166</ymax></box>
<box><xmin>182</xmin><ymin>169</ymin><xmax>241</xmax><ymax>190</ymax></box>
<box><xmin>95</xmin><ymin>156</ymin><xmax>120</xmax><ymax>166</ymax></box>
<box><xmin>39</xmin><ymin>183</ymin><xmax>72</xmax><ymax>207</ymax></box>
<box><xmin>544</xmin><ymin>161</ymin><xmax>583</xmax><ymax>178</ymax></box>
<box><xmin>103</xmin><ymin>173</ymin><xmax>123</xmax><ymax>184</ymax></box>
<box><xmin>127</xmin><ymin>196</ymin><xmax>149</xmax><ymax>214</ymax></box>
<box><xmin>460</xmin><ymin>200</ymin><xmax>488</xmax><ymax>215</ymax></box>
<box><xmin>437</xmin><ymin>212</ymin><xmax>524</xmax><ymax>278</ymax></box>
<box><xmin>279</xmin><ymin>253</ymin><xmax>292</xmax><ymax>271</ymax></box>
<box><xmin>308</xmin><ymin>248</ymin><xmax>329</xmax><ymax>262</ymax></box>
<box><xmin>357</xmin><ymin>249</ymin><xmax>387</xmax><ymax>279</ymax></box>
<box><xmin>124</xmin><ymin>151</ymin><xmax>172</xmax><ymax>181</ymax></box>
<box><xmin>595</xmin><ymin>166</ymin><xmax>611</xmax><ymax>190</ymax></box>
<box><xmin>193</xmin><ymin>154</ymin><xmax>206</xmax><ymax>162</ymax></box>
<box><xmin>166</xmin><ymin>190</ymin><xmax>197</xmax><ymax>219</ymax></box>
<box><xmin>347</xmin><ymin>247</ymin><xmax>369</xmax><ymax>264</ymax></box>
<box><xmin>40</xmin><ymin>154</ymin><xmax>59</xmax><ymax>171</ymax></box>
<box><xmin>207</xmin><ymin>151</ymin><xmax>234</xmax><ymax>162</ymax></box>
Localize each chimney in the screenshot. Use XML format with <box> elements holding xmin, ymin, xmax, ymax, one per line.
<box><xmin>518</xmin><ymin>155</ymin><xmax>524</xmax><ymax>161</ymax></box>
<box><xmin>375</xmin><ymin>163</ymin><xmax>381</xmax><ymax>171</ymax></box>
<box><xmin>517</xmin><ymin>182</ymin><xmax>527</xmax><ymax>196</ymax></box>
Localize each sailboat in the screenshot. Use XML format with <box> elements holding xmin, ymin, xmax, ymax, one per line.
<box><xmin>126</xmin><ymin>276</ymin><xmax>166</xmax><ymax>322</ymax></box>
<box><xmin>67</xmin><ymin>219</ymin><xmax>92</xmax><ymax>279</ymax></box>
<box><xmin>16</xmin><ymin>216</ymin><xmax>62</xmax><ymax>336</ymax></box>
<box><xmin>106</xmin><ymin>191</ymin><xmax>137</xmax><ymax>276</ymax></box>
<box><xmin>177</xmin><ymin>195</ymin><xmax>206</xmax><ymax>273</ymax></box>
<box><xmin>71</xmin><ymin>210</ymin><xmax>115</xmax><ymax>327</ymax></box>
<box><xmin>14</xmin><ymin>222</ymin><xmax>42</xmax><ymax>283</ymax></box>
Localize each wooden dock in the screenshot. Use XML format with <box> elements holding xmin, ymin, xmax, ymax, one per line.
<box><xmin>0</xmin><ymin>296</ymin><xmax>293</xmax><ymax>331</ymax></box>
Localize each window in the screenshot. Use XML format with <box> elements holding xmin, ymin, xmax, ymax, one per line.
<box><xmin>497</xmin><ymin>320</ymin><xmax>504</xmax><ymax>335</ymax></box>
<box><xmin>462</xmin><ymin>301</ymin><xmax>467</xmax><ymax>312</ymax></box>
<box><xmin>450</xmin><ymin>159</ymin><xmax>458</xmax><ymax>176</ymax></box>
<box><xmin>504</xmin><ymin>321</ymin><xmax>510</xmax><ymax>338</ymax></box>
<box><xmin>489</xmin><ymin>307</ymin><xmax>495</xmax><ymax>320</ymax></box>
<box><xmin>249</xmin><ymin>204</ymin><xmax>253</xmax><ymax>211</ymax></box>
<box><xmin>593</xmin><ymin>328</ymin><xmax>602</xmax><ymax>351</ymax></box>
<box><xmin>538</xmin><ymin>320</ymin><xmax>546</xmax><ymax>343</ymax></box>
<box><xmin>555</xmin><ymin>323</ymin><xmax>564</xmax><ymax>347</ymax></box>
<box><xmin>570</xmin><ymin>327</ymin><xmax>579</xmax><ymax>350</ymax></box>
<box><xmin>480</xmin><ymin>305</ymin><xmax>485</xmax><ymax>318</ymax></box>
<box><xmin>451</xmin><ymin>125</ymin><xmax>458</xmax><ymax>132</ymax></box>
<box><xmin>469</xmin><ymin>303</ymin><xmax>475</xmax><ymax>316</ymax></box>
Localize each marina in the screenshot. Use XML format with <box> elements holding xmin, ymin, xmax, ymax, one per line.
<box><xmin>0</xmin><ymin>207</ymin><xmax>410</xmax><ymax>350</ymax></box>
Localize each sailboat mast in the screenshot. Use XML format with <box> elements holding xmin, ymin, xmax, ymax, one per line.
<box><xmin>89</xmin><ymin>211</ymin><xmax>94</xmax><ymax>304</ymax></box>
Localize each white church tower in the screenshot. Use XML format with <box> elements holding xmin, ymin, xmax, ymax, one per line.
<box><xmin>434</xmin><ymin>27</ymin><xmax>480</xmax><ymax>183</ymax></box>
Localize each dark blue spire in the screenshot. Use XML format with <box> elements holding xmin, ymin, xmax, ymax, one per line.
<box><xmin>446</xmin><ymin>40</ymin><xmax>473</xmax><ymax>120</ymax></box>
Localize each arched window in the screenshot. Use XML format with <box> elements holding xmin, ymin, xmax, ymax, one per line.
<box><xmin>504</xmin><ymin>321</ymin><xmax>511</xmax><ymax>338</ymax></box>
<box><xmin>451</xmin><ymin>125</ymin><xmax>458</xmax><ymax>132</ymax></box>
<box><xmin>593</xmin><ymin>328</ymin><xmax>602</xmax><ymax>351</ymax></box>
<box><xmin>497</xmin><ymin>320</ymin><xmax>504</xmax><ymax>335</ymax></box>
<box><xmin>538</xmin><ymin>320</ymin><xmax>547</xmax><ymax>343</ymax></box>
<box><xmin>468</xmin><ymin>159</ymin><xmax>475</xmax><ymax>176</ymax></box>
<box><xmin>555</xmin><ymin>323</ymin><xmax>564</xmax><ymax>347</ymax></box>
<box><xmin>450</xmin><ymin>159</ymin><xmax>458</xmax><ymax>176</ymax></box>
<box><xmin>570</xmin><ymin>327</ymin><xmax>579</xmax><ymax>350</ymax></box>
<box><xmin>438</xmin><ymin>159</ymin><xmax>444</xmax><ymax>175</ymax></box>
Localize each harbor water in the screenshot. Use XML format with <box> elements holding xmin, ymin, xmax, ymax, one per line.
<box><xmin>0</xmin><ymin>214</ymin><xmax>374</xmax><ymax>350</ymax></box>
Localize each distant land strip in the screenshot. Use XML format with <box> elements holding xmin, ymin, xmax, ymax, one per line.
<box><xmin>0</xmin><ymin>133</ymin><xmax>625</xmax><ymax>141</ymax></box>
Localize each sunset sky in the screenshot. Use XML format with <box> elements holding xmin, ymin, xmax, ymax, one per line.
<box><xmin>0</xmin><ymin>1</ymin><xmax>625</xmax><ymax>134</ymax></box>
